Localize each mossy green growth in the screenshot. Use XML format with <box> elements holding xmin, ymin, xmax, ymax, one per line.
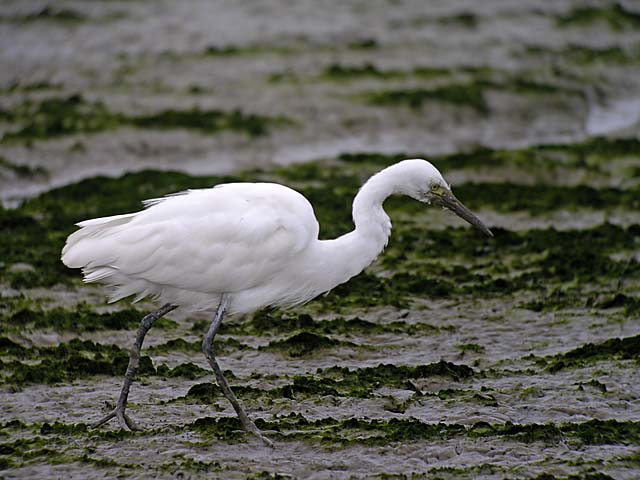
<box><xmin>156</xmin><ymin>362</ymin><xmax>210</xmax><ymax>380</ymax></box>
<box><xmin>316</xmin><ymin>272</ymin><xmax>407</xmax><ymax>310</ymax></box>
<box><xmin>189</xmin><ymin>415</ymin><xmax>640</xmax><ymax>446</ymax></box>
<box><xmin>246</xmin><ymin>471</ymin><xmax>294</xmax><ymax>480</ymax></box>
<box><xmin>0</xmin><ymin>95</ymin><xmax>120</xmax><ymax>142</ymax></box>
<box><xmin>10</xmin><ymin>6</ymin><xmax>86</xmax><ymax>23</ymax></box>
<box><xmin>185</xmin><ymin>360</ymin><xmax>473</xmax><ymax>402</ymax></box>
<box><xmin>335</xmin><ymin>136</ymin><xmax>640</xmax><ymax>175</ymax></box>
<box><xmin>130</xmin><ymin>108</ymin><xmax>287</xmax><ymax>137</ymax></box>
<box><xmin>189</xmin><ymin>416</ymin><xmax>250</xmax><ymax>443</ymax></box>
<box><xmin>0</xmin><ymin>207</ymin><xmax>75</xmax><ymax>288</ymax></box>
<box><xmin>526</xmin><ymin>44</ymin><xmax>640</xmax><ymax>65</ymax></box>
<box><xmin>201</xmin><ymin>44</ymin><xmax>292</xmax><ymax>56</ymax></box>
<box><xmin>0</xmin><ymin>94</ymin><xmax>289</xmax><ymax>143</ymax></box>
<box><xmin>437</xmin><ymin>12</ymin><xmax>478</xmax><ymax>29</ymax></box>
<box><xmin>2</xmin><ymin>304</ymin><xmax>173</xmax><ymax>332</ymax></box>
<box><xmin>530</xmin><ymin>473</ymin><xmax>615</xmax><ymax>480</ymax></box>
<box><xmin>456</xmin><ymin>343</ymin><xmax>485</xmax><ymax>354</ymax></box>
<box><xmin>226</xmin><ymin>310</ymin><xmax>447</xmax><ymax>337</ymax></box>
<box><xmin>160</xmin><ymin>456</ymin><xmax>222</xmax><ymax>474</ymax></box>
<box><xmin>2</xmin><ymin>81</ymin><xmax>60</xmax><ymax>93</ymax></box>
<box><xmin>2</xmin><ymin>339</ymin><xmax>156</xmax><ymax>385</ymax></box>
<box><xmin>262</xmin><ymin>331</ymin><xmax>354</xmax><ymax>357</ymax></box>
<box><xmin>452</xmin><ymin>183</ymin><xmax>640</xmax><ymax>213</ymax></box>
<box><xmin>556</xmin><ymin>3</ymin><xmax>640</xmax><ymax>31</ymax></box>
<box><xmin>363</xmin><ymin>76</ymin><xmax>576</xmax><ymax>113</ymax></box>
<box><xmin>382</xmin><ymin>223</ymin><xmax>639</xmax><ymax>308</ymax></box>
<box><xmin>322</xmin><ymin>63</ymin><xmax>404</xmax><ymax>80</ymax></box>
<box><xmin>0</xmin><ymin>156</ymin><xmax>48</xmax><ymax>179</ymax></box>
<box><xmin>541</xmin><ymin>334</ymin><xmax>640</xmax><ymax>373</ymax></box>
<box><xmin>315</xmin><ymin>361</ymin><xmax>474</xmax><ymax>397</ymax></box>
<box><xmin>591</xmin><ymin>293</ymin><xmax>640</xmax><ymax>317</ymax></box>
<box><xmin>365</xmin><ymin>82</ymin><xmax>489</xmax><ymax>113</ymax></box>
<box><xmin>320</xmin><ymin>63</ymin><xmax>451</xmax><ymax>81</ymax></box>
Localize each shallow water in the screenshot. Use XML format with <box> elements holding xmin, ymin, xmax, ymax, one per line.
<box><xmin>1</xmin><ymin>1</ymin><xmax>640</xmax><ymax>479</ymax></box>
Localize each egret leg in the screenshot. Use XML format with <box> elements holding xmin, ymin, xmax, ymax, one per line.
<box><xmin>202</xmin><ymin>295</ymin><xmax>273</xmax><ymax>447</ymax></box>
<box><xmin>92</xmin><ymin>303</ymin><xmax>177</xmax><ymax>430</ymax></box>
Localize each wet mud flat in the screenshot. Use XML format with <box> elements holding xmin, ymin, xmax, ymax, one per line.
<box><xmin>1</xmin><ymin>1</ymin><xmax>640</xmax><ymax>479</ymax></box>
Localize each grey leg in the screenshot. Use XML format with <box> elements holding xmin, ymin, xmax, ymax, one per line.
<box><xmin>202</xmin><ymin>295</ymin><xmax>273</xmax><ymax>447</ymax></box>
<box><xmin>92</xmin><ymin>303</ymin><xmax>177</xmax><ymax>430</ymax></box>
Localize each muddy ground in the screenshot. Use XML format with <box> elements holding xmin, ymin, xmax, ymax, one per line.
<box><xmin>1</xmin><ymin>1</ymin><xmax>640</xmax><ymax>479</ymax></box>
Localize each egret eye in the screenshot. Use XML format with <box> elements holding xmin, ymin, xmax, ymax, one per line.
<box><xmin>431</xmin><ymin>184</ymin><xmax>439</xmax><ymax>192</ymax></box>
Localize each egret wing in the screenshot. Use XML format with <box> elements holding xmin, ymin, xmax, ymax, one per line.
<box><xmin>63</xmin><ymin>183</ymin><xmax>319</xmax><ymax>295</ymax></box>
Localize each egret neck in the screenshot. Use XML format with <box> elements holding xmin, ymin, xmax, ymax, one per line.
<box><xmin>314</xmin><ymin>166</ymin><xmax>396</xmax><ymax>287</ymax></box>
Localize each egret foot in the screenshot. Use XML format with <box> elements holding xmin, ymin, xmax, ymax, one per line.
<box><xmin>203</xmin><ymin>295</ymin><xmax>274</xmax><ymax>448</ymax></box>
<box><xmin>91</xmin><ymin>303</ymin><xmax>177</xmax><ymax>430</ymax></box>
<box><xmin>92</xmin><ymin>402</ymin><xmax>140</xmax><ymax>431</ymax></box>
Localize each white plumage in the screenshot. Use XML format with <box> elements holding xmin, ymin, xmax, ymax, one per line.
<box><xmin>62</xmin><ymin>159</ymin><xmax>491</xmax><ymax>314</ymax></box>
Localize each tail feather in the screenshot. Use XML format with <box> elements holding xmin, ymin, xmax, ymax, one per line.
<box><xmin>61</xmin><ymin>212</ymin><xmax>138</xmax><ymax>270</ymax></box>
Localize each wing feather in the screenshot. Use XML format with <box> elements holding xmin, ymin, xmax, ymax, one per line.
<box><xmin>61</xmin><ymin>183</ymin><xmax>319</xmax><ymax>298</ymax></box>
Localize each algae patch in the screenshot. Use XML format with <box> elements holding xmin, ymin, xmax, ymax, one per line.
<box><xmin>1</xmin><ymin>339</ymin><xmax>154</xmax><ymax>385</ymax></box>
<box><xmin>0</xmin><ymin>94</ymin><xmax>290</xmax><ymax>143</ymax></box>
<box><xmin>539</xmin><ymin>334</ymin><xmax>640</xmax><ymax>372</ymax></box>
<box><xmin>364</xmin><ymin>82</ymin><xmax>489</xmax><ymax>113</ymax></box>
<box><xmin>2</xmin><ymin>305</ymin><xmax>175</xmax><ymax>333</ymax></box>
<box><xmin>556</xmin><ymin>3</ymin><xmax>640</xmax><ymax>31</ymax></box>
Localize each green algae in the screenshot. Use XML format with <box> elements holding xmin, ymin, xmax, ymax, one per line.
<box><xmin>591</xmin><ymin>293</ymin><xmax>640</xmax><ymax>317</ymax></box>
<box><xmin>0</xmin><ymin>95</ymin><xmax>120</xmax><ymax>142</ymax></box>
<box><xmin>362</xmin><ymin>75</ymin><xmax>579</xmax><ymax>113</ymax></box>
<box><xmin>577</xmin><ymin>379</ymin><xmax>607</xmax><ymax>393</ymax></box>
<box><xmin>0</xmin><ymin>157</ymin><xmax>48</xmax><ymax>179</ymax></box>
<box><xmin>526</xmin><ymin>44</ymin><xmax>640</xmax><ymax>65</ymax></box>
<box><xmin>201</xmin><ymin>44</ymin><xmax>292</xmax><ymax>57</ymax></box>
<box><xmin>347</xmin><ymin>38</ymin><xmax>379</xmax><ymax>50</ymax></box>
<box><xmin>189</xmin><ymin>416</ymin><xmax>251</xmax><ymax>443</ymax></box>
<box><xmin>1</xmin><ymin>6</ymin><xmax>86</xmax><ymax>24</ymax></box>
<box><xmin>540</xmin><ymin>334</ymin><xmax>640</xmax><ymax>373</ymax></box>
<box><xmin>456</xmin><ymin>343</ymin><xmax>485</xmax><ymax>354</ymax></box>
<box><xmin>188</xmin><ymin>414</ymin><xmax>640</xmax><ymax>446</ymax></box>
<box><xmin>1</xmin><ymin>81</ymin><xmax>61</xmax><ymax>93</ymax></box>
<box><xmin>247</xmin><ymin>472</ymin><xmax>293</xmax><ymax>480</ymax></box>
<box><xmin>262</xmin><ymin>331</ymin><xmax>354</xmax><ymax>357</ymax></box>
<box><xmin>452</xmin><ymin>183</ymin><xmax>640</xmax><ymax>213</ymax></box>
<box><xmin>1</xmin><ymin>339</ymin><xmax>156</xmax><ymax>385</ymax></box>
<box><xmin>0</xmin><ymin>94</ymin><xmax>289</xmax><ymax>143</ymax></box>
<box><xmin>556</xmin><ymin>3</ymin><xmax>640</xmax><ymax>31</ymax></box>
<box><xmin>130</xmin><ymin>108</ymin><xmax>286</xmax><ymax>137</ymax></box>
<box><xmin>1</xmin><ymin>305</ymin><xmax>175</xmax><ymax>332</ymax></box>
<box><xmin>0</xmin><ymin>209</ymin><xmax>70</xmax><ymax>288</ymax></box>
<box><xmin>181</xmin><ymin>360</ymin><xmax>474</xmax><ymax>403</ymax></box>
<box><xmin>321</xmin><ymin>63</ymin><xmax>451</xmax><ymax>81</ymax></box>
<box><xmin>225</xmin><ymin>310</ymin><xmax>447</xmax><ymax>337</ymax></box>
<box><xmin>156</xmin><ymin>362</ymin><xmax>210</xmax><ymax>380</ymax></box>
<box><xmin>147</xmin><ymin>338</ymin><xmax>202</xmax><ymax>353</ymax></box>
<box><xmin>314</xmin><ymin>361</ymin><xmax>474</xmax><ymax>398</ymax></box>
<box><xmin>335</xmin><ymin>136</ymin><xmax>640</xmax><ymax>175</ymax></box>
<box><xmin>380</xmin><ymin>223</ymin><xmax>639</xmax><ymax>309</ymax></box>
<box><xmin>322</xmin><ymin>63</ymin><xmax>405</xmax><ymax>80</ymax></box>
<box><xmin>530</xmin><ymin>474</ymin><xmax>615</xmax><ymax>480</ymax></box>
<box><xmin>160</xmin><ymin>456</ymin><xmax>222</xmax><ymax>474</ymax></box>
<box><xmin>437</xmin><ymin>12</ymin><xmax>478</xmax><ymax>29</ymax></box>
<box><xmin>316</xmin><ymin>271</ymin><xmax>407</xmax><ymax>310</ymax></box>
<box><xmin>365</xmin><ymin>82</ymin><xmax>489</xmax><ymax>113</ymax></box>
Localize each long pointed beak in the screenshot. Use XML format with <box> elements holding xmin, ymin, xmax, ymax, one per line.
<box><xmin>436</xmin><ymin>190</ymin><xmax>493</xmax><ymax>237</ymax></box>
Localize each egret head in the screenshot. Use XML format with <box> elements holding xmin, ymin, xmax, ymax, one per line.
<box><xmin>395</xmin><ymin>159</ymin><xmax>493</xmax><ymax>237</ymax></box>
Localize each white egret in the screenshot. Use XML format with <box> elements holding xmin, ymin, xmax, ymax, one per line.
<box><xmin>61</xmin><ymin>159</ymin><xmax>492</xmax><ymax>446</ymax></box>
